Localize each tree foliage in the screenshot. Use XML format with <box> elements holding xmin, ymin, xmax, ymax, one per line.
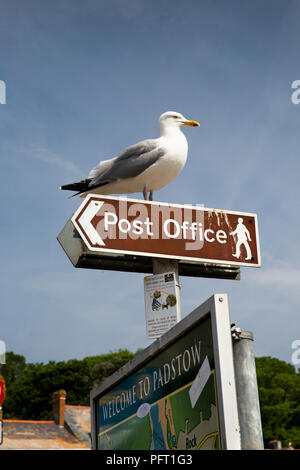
<box><xmin>0</xmin><ymin>349</ymin><xmax>136</xmax><ymax>420</ymax></box>
<box><xmin>255</xmin><ymin>356</ymin><xmax>300</xmax><ymax>448</ymax></box>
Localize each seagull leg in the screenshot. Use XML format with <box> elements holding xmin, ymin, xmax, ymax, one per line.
<box><xmin>143</xmin><ymin>186</ymin><xmax>148</xmax><ymax>200</ymax></box>
<box><xmin>149</xmin><ymin>190</ymin><xmax>153</xmax><ymax>201</ymax></box>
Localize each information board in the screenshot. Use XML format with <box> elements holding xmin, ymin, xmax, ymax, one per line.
<box><xmin>90</xmin><ymin>294</ymin><xmax>241</xmax><ymax>450</ymax></box>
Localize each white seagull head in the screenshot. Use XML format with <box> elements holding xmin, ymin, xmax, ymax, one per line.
<box><xmin>158</xmin><ymin>111</ymin><xmax>200</xmax><ymax>135</ymax></box>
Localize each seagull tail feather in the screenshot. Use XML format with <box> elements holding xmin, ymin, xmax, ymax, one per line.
<box><xmin>60</xmin><ymin>178</ymin><xmax>91</xmax><ymax>194</ymax></box>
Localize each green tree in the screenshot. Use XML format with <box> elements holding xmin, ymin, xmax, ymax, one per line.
<box><xmin>1</xmin><ymin>352</ymin><xmax>27</xmax><ymax>383</ymax></box>
<box><xmin>256</xmin><ymin>356</ymin><xmax>300</xmax><ymax>448</ymax></box>
<box><xmin>90</xmin><ymin>354</ymin><xmax>132</xmax><ymax>388</ymax></box>
<box><xmin>0</xmin><ymin>349</ymin><xmax>137</xmax><ymax>420</ymax></box>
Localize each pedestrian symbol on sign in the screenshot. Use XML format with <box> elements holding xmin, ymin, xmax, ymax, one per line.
<box><xmin>230</xmin><ymin>218</ymin><xmax>252</xmax><ymax>260</ymax></box>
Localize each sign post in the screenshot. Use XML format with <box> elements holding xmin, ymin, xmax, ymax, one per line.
<box><xmin>232</xmin><ymin>330</ymin><xmax>264</xmax><ymax>449</ymax></box>
<box><xmin>58</xmin><ymin>194</ymin><xmax>262</xmax><ymax>450</ymax></box>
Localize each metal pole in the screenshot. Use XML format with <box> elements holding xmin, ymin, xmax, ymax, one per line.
<box><xmin>232</xmin><ymin>330</ymin><xmax>264</xmax><ymax>450</ymax></box>
<box><xmin>152</xmin><ymin>258</ymin><xmax>181</xmax><ymax>321</ymax></box>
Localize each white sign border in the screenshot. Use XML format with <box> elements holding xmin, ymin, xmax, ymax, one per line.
<box><xmin>208</xmin><ymin>294</ymin><xmax>241</xmax><ymax>450</ymax></box>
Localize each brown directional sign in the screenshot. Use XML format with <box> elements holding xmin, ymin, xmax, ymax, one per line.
<box><xmin>71</xmin><ymin>195</ymin><xmax>261</xmax><ymax>268</ymax></box>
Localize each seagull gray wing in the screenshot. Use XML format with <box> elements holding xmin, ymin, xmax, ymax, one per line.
<box><xmin>87</xmin><ymin>139</ymin><xmax>165</xmax><ymax>190</ymax></box>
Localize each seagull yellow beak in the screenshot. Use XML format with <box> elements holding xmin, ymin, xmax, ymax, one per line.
<box><xmin>183</xmin><ymin>120</ymin><xmax>200</xmax><ymax>127</ymax></box>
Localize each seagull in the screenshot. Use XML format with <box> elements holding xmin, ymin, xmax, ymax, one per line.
<box><xmin>60</xmin><ymin>111</ymin><xmax>200</xmax><ymax>200</ymax></box>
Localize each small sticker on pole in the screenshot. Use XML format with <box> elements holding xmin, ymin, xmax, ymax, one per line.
<box><xmin>144</xmin><ymin>272</ymin><xmax>180</xmax><ymax>339</ymax></box>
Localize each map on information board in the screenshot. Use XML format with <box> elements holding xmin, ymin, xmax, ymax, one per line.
<box><xmin>99</xmin><ymin>372</ymin><xmax>219</xmax><ymax>450</ymax></box>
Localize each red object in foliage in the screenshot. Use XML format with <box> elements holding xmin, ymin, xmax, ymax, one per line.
<box><xmin>0</xmin><ymin>375</ymin><xmax>5</xmax><ymax>406</ymax></box>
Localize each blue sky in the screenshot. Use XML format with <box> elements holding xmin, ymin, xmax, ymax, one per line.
<box><xmin>0</xmin><ymin>0</ymin><xmax>300</xmax><ymax>364</ymax></box>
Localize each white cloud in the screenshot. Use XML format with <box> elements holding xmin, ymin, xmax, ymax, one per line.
<box><xmin>30</xmin><ymin>144</ymin><xmax>82</xmax><ymax>176</ymax></box>
<box><xmin>247</xmin><ymin>266</ymin><xmax>300</xmax><ymax>290</ymax></box>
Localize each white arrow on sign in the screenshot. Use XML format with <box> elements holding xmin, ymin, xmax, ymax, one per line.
<box><xmin>77</xmin><ymin>200</ymin><xmax>105</xmax><ymax>246</ymax></box>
